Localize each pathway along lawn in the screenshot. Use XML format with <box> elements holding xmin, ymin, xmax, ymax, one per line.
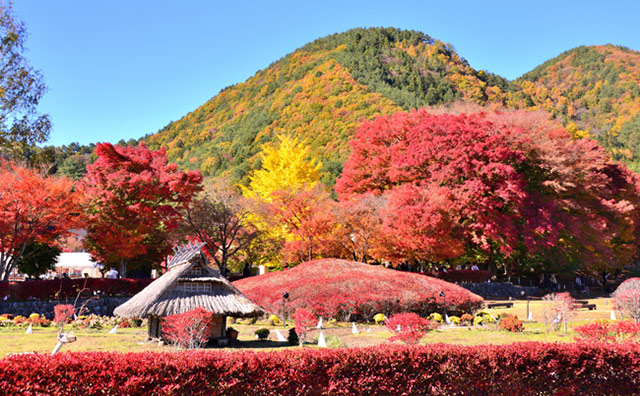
<box><xmin>0</xmin><ymin>297</ymin><xmax>621</xmax><ymax>356</ymax></box>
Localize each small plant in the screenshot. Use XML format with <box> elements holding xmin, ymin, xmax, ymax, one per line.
<box><xmin>162</xmin><ymin>307</ymin><xmax>214</xmax><ymax>349</ymax></box>
<box><xmin>473</xmin><ymin>316</ymin><xmax>484</xmax><ymax>326</ymax></box>
<box><xmin>373</xmin><ymin>313</ymin><xmax>386</xmax><ymax>325</ymax></box>
<box><xmin>449</xmin><ymin>316</ymin><xmax>460</xmax><ymax>325</ymax></box>
<box><xmin>54</xmin><ymin>304</ymin><xmax>75</xmax><ymax>325</ymax></box>
<box><xmin>269</xmin><ymin>314</ymin><xmax>282</xmax><ymax>326</ymax></box>
<box><xmin>386</xmin><ymin>313</ymin><xmax>436</xmax><ymax>344</ymax></box>
<box><xmin>293</xmin><ymin>308</ymin><xmax>316</xmax><ymax>346</ymax></box>
<box><xmin>542</xmin><ymin>293</ymin><xmax>576</xmax><ymax>332</ymax></box>
<box><xmin>287</xmin><ymin>327</ymin><xmax>299</xmax><ymax>346</ymax></box>
<box><xmin>499</xmin><ymin>314</ymin><xmax>523</xmax><ymax>332</ymax></box>
<box><xmin>460</xmin><ymin>313</ymin><xmax>474</xmax><ymax>325</ymax></box>
<box><xmin>428</xmin><ymin>312</ymin><xmax>443</xmax><ymax>323</ymax></box>
<box><xmin>255</xmin><ymin>327</ymin><xmax>270</xmax><ymax>340</ymax></box>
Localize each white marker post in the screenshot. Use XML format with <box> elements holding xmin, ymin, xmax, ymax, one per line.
<box><xmin>109</xmin><ymin>324</ymin><xmax>118</xmax><ymax>334</ymax></box>
<box><xmin>25</xmin><ymin>323</ymin><xmax>32</xmax><ymax>334</ymax></box>
<box><xmin>611</xmin><ymin>310</ymin><xmax>617</xmax><ymax>321</ymax></box>
<box><xmin>318</xmin><ymin>331</ymin><xmax>326</xmax><ymax>348</ymax></box>
<box><xmin>352</xmin><ymin>322</ymin><xmax>359</xmax><ymax>334</ymax></box>
<box><xmin>275</xmin><ymin>329</ymin><xmax>287</xmax><ymax>342</ymax></box>
<box><xmin>317</xmin><ymin>317</ymin><xmax>323</xmax><ymax>329</ymax></box>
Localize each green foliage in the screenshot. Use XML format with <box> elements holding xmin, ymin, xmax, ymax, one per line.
<box><xmin>254</xmin><ymin>327</ymin><xmax>270</xmax><ymax>340</ymax></box>
<box><xmin>0</xmin><ymin>3</ymin><xmax>51</xmax><ymax>150</ymax></box>
<box><xmin>16</xmin><ymin>242</ymin><xmax>61</xmax><ymax>278</ymax></box>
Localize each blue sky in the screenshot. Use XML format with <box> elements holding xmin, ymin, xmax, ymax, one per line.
<box><xmin>13</xmin><ymin>0</ymin><xmax>640</xmax><ymax>147</ymax></box>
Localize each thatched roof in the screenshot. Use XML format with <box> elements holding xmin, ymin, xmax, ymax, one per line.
<box><xmin>114</xmin><ymin>245</ymin><xmax>264</xmax><ymax>318</ymax></box>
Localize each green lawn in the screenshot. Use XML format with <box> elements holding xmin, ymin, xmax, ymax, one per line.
<box><xmin>0</xmin><ymin>297</ymin><xmax>627</xmax><ymax>356</ymax></box>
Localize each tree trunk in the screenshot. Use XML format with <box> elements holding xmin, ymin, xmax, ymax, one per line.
<box><xmin>119</xmin><ymin>259</ymin><xmax>127</xmax><ymax>278</ymax></box>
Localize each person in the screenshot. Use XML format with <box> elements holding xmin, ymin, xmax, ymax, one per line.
<box><xmin>575</xmin><ymin>275</ymin><xmax>582</xmax><ymax>293</ymax></box>
<box><xmin>549</xmin><ymin>273</ymin><xmax>558</xmax><ymax>292</ymax></box>
<box><xmin>106</xmin><ymin>267</ymin><xmax>119</xmax><ymax>279</ymax></box>
<box><xmin>470</xmin><ymin>264</ymin><xmax>479</xmax><ymax>271</ymax></box>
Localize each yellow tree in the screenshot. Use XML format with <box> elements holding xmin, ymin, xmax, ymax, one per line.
<box><xmin>244</xmin><ymin>135</ymin><xmax>322</xmax><ymax>202</ymax></box>
<box><xmin>243</xmin><ymin>135</ymin><xmax>325</xmax><ymax>268</ymax></box>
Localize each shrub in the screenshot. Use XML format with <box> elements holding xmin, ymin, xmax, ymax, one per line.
<box><xmin>2</xmin><ymin>343</ymin><xmax>640</xmax><ymax>395</ymax></box>
<box><xmin>53</xmin><ymin>304</ymin><xmax>75</xmax><ymax>325</ymax></box>
<box><xmin>234</xmin><ymin>259</ymin><xmax>484</xmax><ymax>321</ymax></box>
<box><xmin>268</xmin><ymin>314</ymin><xmax>282</xmax><ymax>326</ymax></box>
<box><xmin>293</xmin><ymin>308</ymin><xmax>316</xmax><ymax>346</ymax></box>
<box><xmin>162</xmin><ymin>307</ymin><xmax>214</xmax><ymax>349</ymax></box>
<box><xmin>255</xmin><ymin>328</ymin><xmax>270</xmax><ymax>340</ymax></box>
<box><xmin>615</xmin><ymin>288</ymin><xmax>640</xmax><ymax>323</ymax></box>
<box><xmin>460</xmin><ymin>313</ymin><xmax>474</xmax><ymax>325</ymax></box>
<box><xmin>373</xmin><ymin>313</ymin><xmax>386</xmax><ymax>325</ymax></box>
<box><xmin>499</xmin><ymin>314</ymin><xmax>523</xmax><ymax>332</ymax></box>
<box><xmin>449</xmin><ymin>316</ymin><xmax>460</xmax><ymax>325</ymax></box>
<box><xmin>428</xmin><ymin>312</ymin><xmax>443</xmax><ymax>323</ymax></box>
<box><xmin>287</xmin><ymin>328</ymin><xmax>299</xmax><ymax>346</ymax></box>
<box><xmin>385</xmin><ymin>313</ymin><xmax>436</xmax><ymax>344</ymax></box>
<box><xmin>575</xmin><ymin>320</ymin><xmax>640</xmax><ymax>343</ymax></box>
<box><xmin>542</xmin><ymin>292</ymin><xmax>575</xmax><ymax>332</ymax></box>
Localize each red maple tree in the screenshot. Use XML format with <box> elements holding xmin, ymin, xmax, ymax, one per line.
<box><xmin>0</xmin><ymin>163</ymin><xmax>84</xmax><ymax>280</ymax></box>
<box><xmin>81</xmin><ymin>143</ymin><xmax>202</xmax><ymax>276</ymax></box>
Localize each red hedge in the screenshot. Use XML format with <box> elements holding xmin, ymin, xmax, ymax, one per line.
<box><xmin>234</xmin><ymin>259</ymin><xmax>484</xmax><ymax>320</ymax></box>
<box><xmin>0</xmin><ymin>342</ymin><xmax>638</xmax><ymax>395</ymax></box>
<box><xmin>0</xmin><ymin>278</ymin><xmax>153</xmax><ymax>301</ymax></box>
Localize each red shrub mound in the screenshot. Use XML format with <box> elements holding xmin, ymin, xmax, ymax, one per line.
<box><xmin>233</xmin><ymin>259</ymin><xmax>484</xmax><ymax>320</ymax></box>
<box><xmin>1</xmin><ymin>343</ymin><xmax>639</xmax><ymax>395</ymax></box>
<box><xmin>0</xmin><ymin>278</ymin><xmax>153</xmax><ymax>301</ymax></box>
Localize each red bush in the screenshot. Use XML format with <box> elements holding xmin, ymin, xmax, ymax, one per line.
<box><xmin>615</xmin><ymin>288</ymin><xmax>640</xmax><ymax>323</ymax></box>
<box><xmin>53</xmin><ymin>304</ymin><xmax>75</xmax><ymax>325</ymax></box>
<box><xmin>234</xmin><ymin>259</ymin><xmax>484</xmax><ymax>321</ymax></box>
<box><xmin>385</xmin><ymin>312</ymin><xmax>436</xmax><ymax>344</ymax></box>
<box><xmin>162</xmin><ymin>307</ymin><xmax>214</xmax><ymax>349</ymax></box>
<box><xmin>0</xmin><ymin>343</ymin><xmax>639</xmax><ymax>395</ymax></box>
<box><xmin>575</xmin><ymin>320</ymin><xmax>640</xmax><ymax>343</ymax></box>
<box><xmin>0</xmin><ymin>278</ymin><xmax>153</xmax><ymax>301</ymax></box>
<box><xmin>293</xmin><ymin>308</ymin><xmax>316</xmax><ymax>345</ymax></box>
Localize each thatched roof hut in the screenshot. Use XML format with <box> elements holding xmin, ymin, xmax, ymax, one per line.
<box><xmin>114</xmin><ymin>242</ymin><xmax>263</xmax><ymax>341</ymax></box>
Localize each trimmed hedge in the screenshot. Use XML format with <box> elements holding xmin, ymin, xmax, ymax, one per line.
<box><xmin>1</xmin><ymin>342</ymin><xmax>639</xmax><ymax>395</ymax></box>
<box><xmin>234</xmin><ymin>259</ymin><xmax>484</xmax><ymax>320</ymax></box>
<box><xmin>0</xmin><ymin>278</ymin><xmax>153</xmax><ymax>301</ymax></box>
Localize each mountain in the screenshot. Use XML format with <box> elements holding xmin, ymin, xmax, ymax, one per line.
<box><xmin>145</xmin><ymin>28</ymin><xmax>509</xmax><ymax>186</ymax></box>
<box><xmin>510</xmin><ymin>45</ymin><xmax>640</xmax><ymax>169</ymax></box>
<box><xmin>145</xmin><ymin>29</ymin><xmax>640</xmax><ymax>183</ymax></box>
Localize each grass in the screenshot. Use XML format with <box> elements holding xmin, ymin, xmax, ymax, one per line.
<box><xmin>0</xmin><ymin>297</ymin><xmax>628</xmax><ymax>356</ymax></box>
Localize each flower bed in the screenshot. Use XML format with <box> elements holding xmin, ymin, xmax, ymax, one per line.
<box><xmin>0</xmin><ymin>278</ymin><xmax>153</xmax><ymax>301</ymax></box>
<box><xmin>0</xmin><ymin>342</ymin><xmax>638</xmax><ymax>395</ymax></box>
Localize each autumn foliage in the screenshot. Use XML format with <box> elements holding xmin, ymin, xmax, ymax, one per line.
<box><xmin>2</xmin><ymin>343</ymin><xmax>640</xmax><ymax>395</ymax></box>
<box><xmin>53</xmin><ymin>304</ymin><xmax>75</xmax><ymax>325</ymax></box>
<box><xmin>335</xmin><ymin>109</ymin><xmax>640</xmax><ymax>276</ymax></box>
<box><xmin>233</xmin><ymin>259</ymin><xmax>484</xmax><ymax>320</ymax></box>
<box><xmin>385</xmin><ymin>312</ymin><xmax>437</xmax><ymax>344</ymax></box>
<box><xmin>0</xmin><ymin>163</ymin><xmax>84</xmax><ymax>280</ymax></box>
<box><xmin>81</xmin><ymin>143</ymin><xmax>201</xmax><ymax>275</ymax></box>
<box><xmin>162</xmin><ymin>307</ymin><xmax>215</xmax><ymax>349</ymax></box>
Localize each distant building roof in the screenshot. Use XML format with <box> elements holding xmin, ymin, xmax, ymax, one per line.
<box><xmin>55</xmin><ymin>252</ymin><xmax>100</xmax><ymax>268</ymax></box>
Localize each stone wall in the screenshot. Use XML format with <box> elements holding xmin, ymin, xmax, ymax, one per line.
<box><xmin>461</xmin><ymin>282</ymin><xmax>538</xmax><ymax>298</ymax></box>
<box><xmin>0</xmin><ymin>296</ymin><xmax>131</xmax><ymax>318</ymax></box>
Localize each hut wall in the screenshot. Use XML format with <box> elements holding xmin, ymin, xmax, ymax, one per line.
<box><xmin>148</xmin><ymin>316</ymin><xmax>162</xmax><ymax>339</ymax></box>
<box><xmin>211</xmin><ymin>315</ymin><xmax>225</xmax><ymax>338</ymax></box>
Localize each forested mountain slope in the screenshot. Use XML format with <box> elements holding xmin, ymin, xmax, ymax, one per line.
<box><xmin>145</xmin><ymin>28</ymin><xmax>509</xmax><ymax>185</ymax></box>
